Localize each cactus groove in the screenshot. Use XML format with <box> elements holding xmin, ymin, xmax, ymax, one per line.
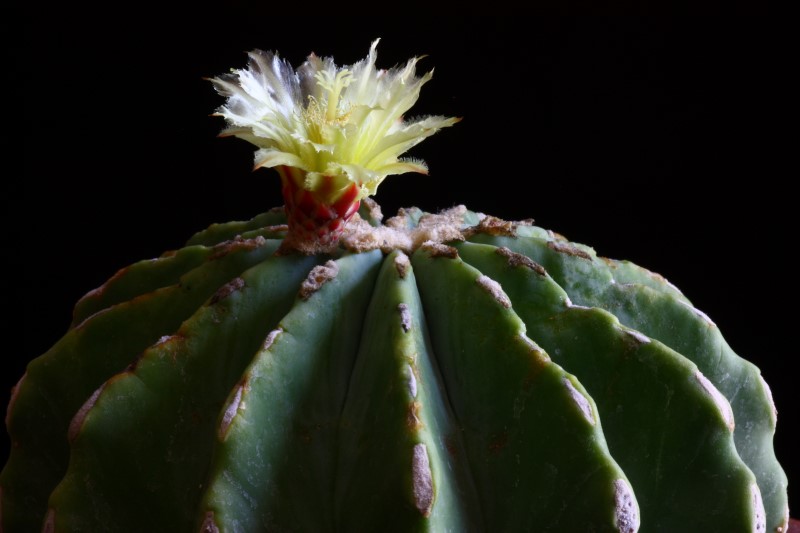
<box><xmin>2</xmin><ymin>204</ymin><xmax>789</xmax><ymax>532</ymax></box>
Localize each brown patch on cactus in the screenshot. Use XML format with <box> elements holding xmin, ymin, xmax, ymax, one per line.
<box><xmin>496</xmin><ymin>247</ymin><xmax>546</xmax><ymax>275</ymax></box>
<box><xmin>209</xmin><ymin>235</ymin><xmax>267</xmax><ymax>260</ymax></box>
<box><xmin>266</xmin><ymin>224</ymin><xmax>289</xmax><ymax>233</ymax></box>
<box><xmin>340</xmin><ymin>215</ymin><xmax>413</xmax><ymax>252</ymax></box>
<box><xmin>397</xmin><ymin>206</ymin><xmax>424</xmax><ymax>220</ymax></box>
<box><xmin>42</xmin><ymin>508</ymin><xmax>55</xmax><ymax>533</ymax></box>
<box><xmin>361</xmin><ymin>196</ymin><xmax>384</xmax><ymax>223</ymax></box>
<box><xmin>412</xmin><ymin>444</ymin><xmax>434</xmax><ymax>516</ymax></box>
<box><xmin>154</xmin><ymin>333</ymin><xmax>185</xmax><ymax>348</ymax></box>
<box><xmin>412</xmin><ymin>207</ymin><xmax>467</xmax><ymax>247</ymax></box>
<box><xmin>5</xmin><ymin>372</ymin><xmax>25</xmax><ymax>430</ymax></box>
<box><xmin>488</xmin><ymin>432</ymin><xmax>508</xmax><ymax>454</ymax></box>
<box><xmin>421</xmin><ymin>241</ymin><xmax>458</xmax><ymax>259</ymax></box>
<box><xmin>407</xmin><ymin>401</ymin><xmax>423</xmax><ymax>431</ymax></box>
<box><xmin>518</xmin><ymin>335</ymin><xmax>550</xmax><ymax>364</ymax></box>
<box><xmin>419</xmin><ymin>205</ymin><xmax>467</xmax><ymax>224</ymax></box>
<box><xmin>262</xmin><ymin>327</ymin><xmax>283</xmax><ymax>351</ymax></box>
<box><xmin>613</xmin><ymin>479</ymin><xmax>639</xmax><ymax>533</ymax></box>
<box><xmin>514</xmin><ymin>333</ymin><xmax>550</xmax><ymax>419</ymax></box>
<box><xmin>476</xmin><ymin>275</ymin><xmax>511</xmax><ymax>308</ymax></box>
<box><xmin>75</xmin><ymin>285</ymin><xmax>106</xmax><ymax>312</ymax></box>
<box><xmin>398</xmin><ymin>303</ymin><xmax>412</xmax><ymax>333</ymax></box>
<box><xmin>147</xmin><ymin>333</ymin><xmax>187</xmax><ymax>366</ymax></box>
<box><xmin>463</xmin><ymin>215</ymin><xmax>518</xmax><ymax>238</ymax></box>
<box><xmin>124</xmin><ymin>351</ymin><xmax>145</xmax><ymax>373</ymax></box>
<box><xmin>68</xmin><ymin>384</ymin><xmax>106</xmax><ymax>444</ymax></box>
<box><xmin>601</xmin><ymin>257</ymin><xmax>617</xmax><ymax>268</ymax></box>
<box><xmin>200</xmin><ymin>511</ymin><xmax>221</xmax><ymax>533</ymax></box>
<box><xmin>385</xmin><ymin>211</ymin><xmax>411</xmax><ymax>230</ymax></box>
<box><xmin>620</xmin><ymin>327</ymin><xmax>650</xmax><ymax>346</ymax></box>
<box><xmin>518</xmin><ymin>335</ymin><xmax>550</xmax><ymax>390</ymax></box>
<box><xmin>547</xmin><ymin>240</ymin><xmax>593</xmax><ymax>260</ymax></box>
<box><xmin>218</xmin><ymin>379</ymin><xmax>249</xmax><ymax>441</ymax></box>
<box><xmin>341</xmin><ymin>208</ymin><xmax>465</xmax><ymax>253</ymax></box>
<box><xmin>385</xmin><ymin>206</ymin><xmax>425</xmax><ymax>230</ymax></box>
<box><xmin>299</xmin><ymin>260</ymin><xmax>339</xmax><ymax>300</ymax></box>
<box><xmin>209</xmin><ymin>277</ymin><xmax>246</xmax><ymax>305</ymax></box>
<box><xmin>77</xmin><ymin>265</ymin><xmax>131</xmax><ymax>304</ymax></box>
<box><xmin>563</xmin><ymin>377</ymin><xmax>595</xmax><ymax>426</ymax></box>
<box><xmin>695</xmin><ymin>371</ymin><xmax>735</xmax><ymax>431</ymax></box>
<box><xmin>394</xmin><ymin>252</ymin><xmax>411</xmax><ymax>279</ymax></box>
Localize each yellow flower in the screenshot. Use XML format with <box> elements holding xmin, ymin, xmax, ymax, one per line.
<box><xmin>209</xmin><ymin>39</ymin><xmax>459</xmax><ymax>205</ymax></box>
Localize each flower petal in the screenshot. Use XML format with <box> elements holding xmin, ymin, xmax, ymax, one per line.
<box><xmin>211</xmin><ymin>40</ymin><xmax>458</xmax><ymax>203</ymax></box>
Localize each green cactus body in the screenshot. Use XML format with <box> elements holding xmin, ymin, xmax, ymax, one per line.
<box><xmin>3</xmin><ymin>42</ymin><xmax>790</xmax><ymax>533</ymax></box>
<box><xmin>2</xmin><ymin>236</ymin><xmax>281</xmax><ymax>531</ymax></box>
<box><xmin>1</xmin><ymin>204</ymin><xmax>788</xmax><ymax>532</ymax></box>
<box><xmin>467</xmin><ymin>230</ymin><xmax>788</xmax><ymax>528</ymax></box>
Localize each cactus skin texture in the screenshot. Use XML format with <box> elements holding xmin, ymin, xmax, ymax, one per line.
<box><xmin>2</xmin><ymin>204</ymin><xmax>789</xmax><ymax>532</ymax></box>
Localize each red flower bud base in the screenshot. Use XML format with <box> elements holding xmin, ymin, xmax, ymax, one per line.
<box><xmin>277</xmin><ymin>166</ymin><xmax>361</xmax><ymax>254</ymax></box>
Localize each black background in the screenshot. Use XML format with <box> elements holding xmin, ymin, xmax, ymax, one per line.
<box><xmin>12</xmin><ymin>15</ymin><xmax>796</xmax><ymax>515</ymax></box>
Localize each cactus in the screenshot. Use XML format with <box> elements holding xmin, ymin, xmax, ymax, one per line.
<box><xmin>2</xmin><ymin>42</ymin><xmax>789</xmax><ymax>532</ymax></box>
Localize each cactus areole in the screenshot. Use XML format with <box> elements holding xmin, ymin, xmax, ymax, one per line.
<box><xmin>2</xmin><ymin>41</ymin><xmax>790</xmax><ymax>532</ymax></box>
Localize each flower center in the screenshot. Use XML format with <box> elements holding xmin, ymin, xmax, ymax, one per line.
<box><xmin>314</xmin><ymin>69</ymin><xmax>354</xmax><ymax>123</ymax></box>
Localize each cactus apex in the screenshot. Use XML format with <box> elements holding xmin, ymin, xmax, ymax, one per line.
<box><xmin>209</xmin><ymin>40</ymin><xmax>459</xmax><ymax>253</ymax></box>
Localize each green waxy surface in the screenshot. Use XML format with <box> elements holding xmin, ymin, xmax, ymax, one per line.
<box><xmin>411</xmin><ymin>245</ymin><xmax>638</xmax><ymax>532</ymax></box>
<box><xmin>0</xmin><ymin>237</ymin><xmax>279</xmax><ymax>532</ymax></box>
<box><xmin>456</xmin><ymin>241</ymin><xmax>763</xmax><ymax>531</ymax></box>
<box><xmin>334</xmin><ymin>251</ymin><xmax>480</xmax><ymax>531</ymax></box>
<box><xmin>468</xmin><ymin>231</ymin><xmax>688</xmax><ymax>304</ymax></box>
<box><xmin>597</xmin><ymin>279</ymin><xmax>786</xmax><ymax>529</ymax></box>
<box><xmin>467</xmin><ymin>231</ymin><xmax>788</xmax><ymax>530</ymax></box>
<box><xmin>197</xmin><ymin>251</ymin><xmax>382</xmax><ymax>531</ymax></box>
<box><xmin>602</xmin><ymin>258</ymin><xmax>690</xmax><ymax>304</ymax></box>
<box><xmin>3</xmin><ymin>205</ymin><xmax>789</xmax><ymax>532</ymax></box>
<box><xmin>185</xmin><ymin>208</ymin><xmax>287</xmax><ymax>247</ymax></box>
<box><xmin>47</xmin><ymin>252</ymin><xmax>324</xmax><ymax>531</ymax></box>
<box><xmin>70</xmin><ymin>244</ymin><xmax>212</xmax><ymax>326</ymax></box>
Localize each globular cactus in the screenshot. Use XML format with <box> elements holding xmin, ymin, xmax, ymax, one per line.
<box><xmin>2</xmin><ymin>41</ymin><xmax>789</xmax><ymax>532</ymax></box>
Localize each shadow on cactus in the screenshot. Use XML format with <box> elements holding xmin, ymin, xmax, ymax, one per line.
<box><xmin>2</xmin><ymin>40</ymin><xmax>789</xmax><ymax>532</ymax></box>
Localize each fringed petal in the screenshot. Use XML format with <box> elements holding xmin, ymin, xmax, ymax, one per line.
<box><xmin>211</xmin><ymin>40</ymin><xmax>458</xmax><ymax>203</ymax></box>
<box><xmin>253</xmin><ymin>149</ymin><xmax>307</xmax><ymax>170</ymax></box>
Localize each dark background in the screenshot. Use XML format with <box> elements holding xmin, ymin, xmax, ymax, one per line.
<box><xmin>12</xmin><ymin>15</ymin><xmax>795</xmax><ymax>514</ymax></box>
